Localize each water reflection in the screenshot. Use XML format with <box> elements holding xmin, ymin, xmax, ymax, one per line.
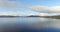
<box><xmin>0</xmin><ymin>17</ymin><xmax>60</xmax><ymax>32</ymax></box>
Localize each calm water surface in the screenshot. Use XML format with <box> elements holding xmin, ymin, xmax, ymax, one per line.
<box><xmin>0</xmin><ymin>17</ymin><xmax>60</xmax><ymax>32</ymax></box>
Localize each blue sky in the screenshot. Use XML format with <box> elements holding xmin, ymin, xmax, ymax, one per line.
<box><xmin>0</xmin><ymin>0</ymin><xmax>60</xmax><ymax>16</ymax></box>
<box><xmin>20</xmin><ymin>0</ymin><xmax>60</xmax><ymax>6</ymax></box>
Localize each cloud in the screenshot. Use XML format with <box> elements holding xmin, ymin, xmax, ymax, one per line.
<box><xmin>0</xmin><ymin>0</ymin><xmax>22</xmax><ymax>11</ymax></box>
<box><xmin>0</xmin><ymin>0</ymin><xmax>15</xmax><ymax>8</ymax></box>
<box><xmin>0</xmin><ymin>0</ymin><xmax>60</xmax><ymax>16</ymax></box>
<box><xmin>0</xmin><ymin>12</ymin><xmax>21</xmax><ymax>16</ymax></box>
<box><xmin>27</xmin><ymin>6</ymin><xmax>60</xmax><ymax>13</ymax></box>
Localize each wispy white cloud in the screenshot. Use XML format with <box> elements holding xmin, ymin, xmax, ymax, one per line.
<box><xmin>27</xmin><ymin>6</ymin><xmax>60</xmax><ymax>13</ymax></box>
<box><xmin>0</xmin><ymin>0</ymin><xmax>24</xmax><ymax>15</ymax></box>
<box><xmin>39</xmin><ymin>13</ymin><xmax>60</xmax><ymax>16</ymax></box>
<box><xmin>0</xmin><ymin>0</ymin><xmax>22</xmax><ymax>11</ymax></box>
<box><xmin>0</xmin><ymin>12</ymin><xmax>17</xmax><ymax>15</ymax></box>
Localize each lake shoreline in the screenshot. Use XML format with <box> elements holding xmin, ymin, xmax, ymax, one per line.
<box><xmin>0</xmin><ymin>16</ymin><xmax>59</xmax><ymax>19</ymax></box>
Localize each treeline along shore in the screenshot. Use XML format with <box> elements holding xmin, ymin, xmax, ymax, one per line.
<box><xmin>0</xmin><ymin>15</ymin><xmax>60</xmax><ymax>19</ymax></box>
<box><xmin>40</xmin><ymin>16</ymin><xmax>60</xmax><ymax>19</ymax></box>
<box><xmin>27</xmin><ymin>15</ymin><xmax>60</xmax><ymax>19</ymax></box>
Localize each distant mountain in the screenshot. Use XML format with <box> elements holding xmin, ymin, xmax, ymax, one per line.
<box><xmin>27</xmin><ymin>15</ymin><xmax>40</xmax><ymax>17</ymax></box>
<box><xmin>27</xmin><ymin>15</ymin><xmax>60</xmax><ymax>19</ymax></box>
<box><xmin>0</xmin><ymin>15</ymin><xmax>20</xmax><ymax>17</ymax></box>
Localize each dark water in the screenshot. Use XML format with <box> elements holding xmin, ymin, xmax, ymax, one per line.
<box><xmin>0</xmin><ymin>17</ymin><xmax>60</xmax><ymax>32</ymax></box>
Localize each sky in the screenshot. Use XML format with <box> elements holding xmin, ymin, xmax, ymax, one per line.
<box><xmin>0</xmin><ymin>0</ymin><xmax>60</xmax><ymax>16</ymax></box>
